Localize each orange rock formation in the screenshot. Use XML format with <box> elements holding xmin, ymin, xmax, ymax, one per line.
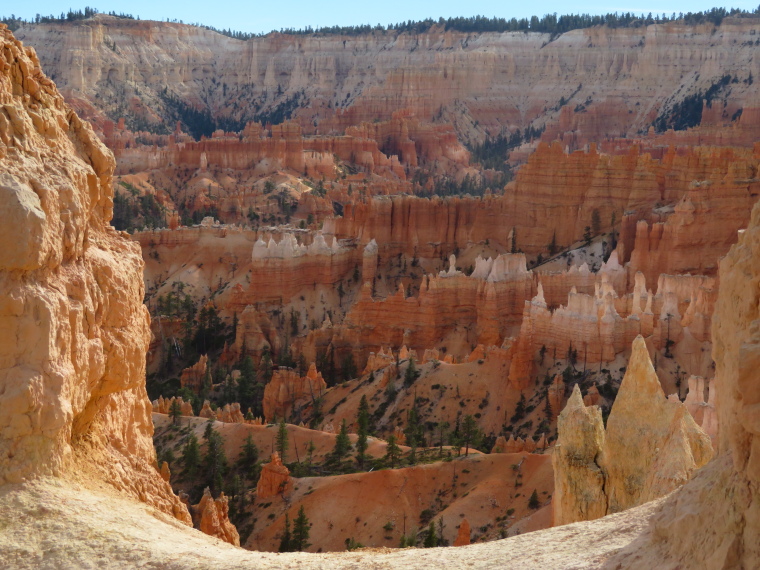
<box><xmin>256</xmin><ymin>453</ymin><xmax>293</xmax><ymax>499</ymax></box>
<box><xmin>454</xmin><ymin>519</ymin><xmax>471</xmax><ymax>546</ymax></box>
<box><xmin>0</xmin><ymin>26</ymin><xmax>189</xmax><ymax>523</ymax></box>
<box><xmin>262</xmin><ymin>364</ymin><xmax>327</xmax><ymax>422</ymax></box>
<box><xmin>194</xmin><ymin>487</ymin><xmax>240</xmax><ymax>546</ymax></box>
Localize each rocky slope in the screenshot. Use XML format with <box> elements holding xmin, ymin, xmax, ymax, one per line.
<box><xmin>0</xmin><ymin>23</ymin><xmax>189</xmax><ymax>522</ymax></box>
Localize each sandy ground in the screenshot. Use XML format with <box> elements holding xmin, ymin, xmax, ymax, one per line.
<box><xmin>0</xmin><ymin>478</ymin><xmax>661</xmax><ymax>569</ymax></box>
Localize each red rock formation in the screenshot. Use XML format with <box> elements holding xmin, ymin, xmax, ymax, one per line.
<box><xmin>199</xmin><ymin>401</ymin><xmax>216</xmax><ymax>419</ymax></box>
<box><xmin>217</xmin><ymin>403</ymin><xmax>245</xmax><ymax>424</ymax></box>
<box><xmin>262</xmin><ymin>364</ymin><xmax>327</xmax><ymax>422</ymax></box>
<box><xmin>256</xmin><ymin>453</ymin><xmax>293</xmax><ymax>499</ymax></box>
<box><xmin>194</xmin><ymin>488</ymin><xmax>240</xmax><ymax>546</ymax></box>
<box><xmin>307</xmin><ymin>254</ymin><xmax>533</xmax><ymax>367</ymax></box>
<box><xmin>454</xmin><ymin>519</ymin><xmax>471</xmax><ymax>546</ymax></box>
<box><xmin>181</xmin><ymin>355</ymin><xmax>209</xmax><ymax>393</ymax></box>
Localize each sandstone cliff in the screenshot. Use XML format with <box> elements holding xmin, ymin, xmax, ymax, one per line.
<box><xmin>0</xmin><ymin>24</ymin><xmax>189</xmax><ymax>523</ymax></box>
<box><xmin>15</xmin><ymin>16</ymin><xmax>760</xmax><ymax>148</ymax></box>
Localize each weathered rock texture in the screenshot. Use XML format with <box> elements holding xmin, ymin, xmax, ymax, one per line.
<box><xmin>0</xmin><ymin>25</ymin><xmax>189</xmax><ymax>524</ymax></box>
<box><xmin>261</xmin><ymin>363</ymin><xmax>327</xmax><ymax>422</ymax></box>
<box><xmin>454</xmin><ymin>519</ymin><xmax>471</xmax><ymax>547</ymax></box>
<box><xmin>553</xmin><ymin>336</ymin><xmax>712</xmax><ymax>525</ymax></box>
<box><xmin>256</xmin><ymin>452</ymin><xmax>293</xmax><ymax>499</ymax></box>
<box><xmin>193</xmin><ymin>487</ymin><xmax>240</xmax><ymax>546</ymax></box>
<box><xmin>15</xmin><ymin>16</ymin><xmax>760</xmax><ymax>148</ymax></box>
<box><xmin>605</xmin><ymin>200</ymin><xmax>760</xmax><ymax>569</ymax></box>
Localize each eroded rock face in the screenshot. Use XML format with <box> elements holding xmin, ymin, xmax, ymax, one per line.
<box><xmin>194</xmin><ymin>487</ymin><xmax>240</xmax><ymax>546</ymax></box>
<box><xmin>453</xmin><ymin>519</ymin><xmax>471</xmax><ymax>547</ymax></box>
<box><xmin>552</xmin><ymin>385</ymin><xmax>607</xmax><ymax>526</ymax></box>
<box><xmin>262</xmin><ymin>364</ymin><xmax>327</xmax><ymax>422</ymax></box>
<box><xmin>256</xmin><ymin>452</ymin><xmax>292</xmax><ymax>499</ymax></box>
<box><xmin>553</xmin><ymin>336</ymin><xmax>712</xmax><ymax>525</ymax></box>
<box><xmin>0</xmin><ymin>25</ymin><xmax>189</xmax><ymax>524</ymax></box>
<box><xmin>606</xmin><ymin>200</ymin><xmax>760</xmax><ymax>569</ymax></box>
<box><xmin>602</xmin><ymin>337</ymin><xmax>713</xmax><ymax>513</ymax></box>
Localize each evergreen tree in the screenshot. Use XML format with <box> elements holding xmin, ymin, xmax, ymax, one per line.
<box><xmin>461</xmin><ymin>414</ymin><xmax>481</xmax><ymax>456</ymax></box>
<box><xmin>239</xmin><ymin>433</ymin><xmax>260</xmax><ymax>481</ymax></box>
<box><xmin>404</xmin><ymin>398</ymin><xmax>425</xmax><ymax>449</ymax></box>
<box><xmin>331</xmin><ymin>419</ymin><xmax>352</xmax><ymax>463</ymax></box>
<box><xmin>169</xmin><ymin>398</ymin><xmax>183</xmax><ymax>425</ymax></box>
<box><xmin>591</xmin><ymin>208</ymin><xmax>601</xmax><ymax>236</ymax></box>
<box><xmin>237</xmin><ymin>356</ymin><xmax>257</xmax><ymax>411</ymax></box>
<box><xmin>583</xmin><ymin>225</ymin><xmax>592</xmax><ymax>245</ymax></box>
<box><xmin>182</xmin><ymin>433</ymin><xmax>201</xmax><ymax>477</ymax></box>
<box><xmin>544</xmin><ymin>391</ymin><xmax>553</xmax><ymax>421</ymax></box>
<box><xmin>202</xmin><ymin>429</ymin><xmax>227</xmax><ymax>494</ymax></box>
<box><xmin>385</xmin><ymin>434</ymin><xmax>402</xmax><ymax>468</ymax></box>
<box><xmin>529</xmin><ymin>489</ymin><xmax>540</xmax><ymax>509</ymax></box>
<box><xmin>548</xmin><ymin>231</ymin><xmax>558</xmax><ymax>255</ymax></box>
<box><xmin>276</xmin><ymin>419</ymin><xmax>289</xmax><ymax>460</ymax></box>
<box><xmin>292</xmin><ymin>506</ymin><xmax>311</xmax><ymax>551</ymax></box>
<box><xmin>404</xmin><ymin>358</ymin><xmax>419</xmax><ymax>388</ymax></box>
<box><xmin>437</xmin><ymin>421</ymin><xmax>450</xmax><ymax>457</ymax></box>
<box><xmin>356</xmin><ymin>396</ymin><xmax>370</xmax><ymax>468</ymax></box>
<box><xmin>423</xmin><ymin>520</ymin><xmax>438</xmax><ymax>548</ymax></box>
<box><xmin>278</xmin><ymin>514</ymin><xmax>292</xmax><ymax>552</ymax></box>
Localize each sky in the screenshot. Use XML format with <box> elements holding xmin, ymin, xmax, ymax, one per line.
<box><xmin>4</xmin><ymin>1</ymin><xmax>758</xmax><ymax>34</ymax></box>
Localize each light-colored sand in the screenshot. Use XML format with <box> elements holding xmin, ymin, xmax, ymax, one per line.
<box><xmin>0</xmin><ymin>478</ymin><xmax>661</xmax><ymax>569</ymax></box>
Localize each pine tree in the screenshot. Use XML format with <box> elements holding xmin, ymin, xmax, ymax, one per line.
<box><xmin>591</xmin><ymin>208</ymin><xmax>601</xmax><ymax>236</ymax></box>
<box><xmin>461</xmin><ymin>414</ymin><xmax>481</xmax><ymax>456</ymax></box>
<box><xmin>385</xmin><ymin>434</ymin><xmax>402</xmax><ymax>468</ymax></box>
<box><xmin>528</xmin><ymin>489</ymin><xmax>540</xmax><ymax>509</ymax></box>
<box><xmin>169</xmin><ymin>398</ymin><xmax>183</xmax><ymax>425</ymax></box>
<box><xmin>423</xmin><ymin>520</ymin><xmax>438</xmax><ymax>548</ymax></box>
<box><xmin>404</xmin><ymin>358</ymin><xmax>419</xmax><ymax>388</ymax></box>
<box><xmin>237</xmin><ymin>355</ymin><xmax>257</xmax><ymax>411</ymax></box>
<box><xmin>583</xmin><ymin>225</ymin><xmax>592</xmax><ymax>245</ymax></box>
<box><xmin>356</xmin><ymin>396</ymin><xmax>370</xmax><ymax>468</ymax></box>
<box><xmin>276</xmin><ymin>419</ymin><xmax>288</xmax><ymax>460</ymax></box>
<box><xmin>278</xmin><ymin>514</ymin><xmax>292</xmax><ymax>552</ymax></box>
<box><xmin>182</xmin><ymin>433</ymin><xmax>201</xmax><ymax>477</ymax></box>
<box><xmin>544</xmin><ymin>391</ymin><xmax>553</xmax><ymax>421</ymax></box>
<box><xmin>292</xmin><ymin>506</ymin><xmax>311</xmax><ymax>551</ymax></box>
<box><xmin>332</xmin><ymin>419</ymin><xmax>352</xmax><ymax>463</ymax></box>
<box><xmin>437</xmin><ymin>421</ymin><xmax>450</xmax><ymax>457</ymax></box>
<box><xmin>404</xmin><ymin>398</ymin><xmax>424</xmax><ymax>449</ymax></box>
<box><xmin>548</xmin><ymin>231</ymin><xmax>558</xmax><ymax>255</ymax></box>
<box><xmin>202</xmin><ymin>429</ymin><xmax>227</xmax><ymax>494</ymax></box>
<box><xmin>239</xmin><ymin>433</ymin><xmax>259</xmax><ymax>480</ymax></box>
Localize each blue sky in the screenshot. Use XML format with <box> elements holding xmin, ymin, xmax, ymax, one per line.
<box><xmin>4</xmin><ymin>1</ymin><xmax>758</xmax><ymax>34</ymax></box>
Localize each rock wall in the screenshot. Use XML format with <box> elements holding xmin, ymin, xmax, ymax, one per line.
<box><xmin>0</xmin><ymin>25</ymin><xmax>189</xmax><ymax>524</ymax></box>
